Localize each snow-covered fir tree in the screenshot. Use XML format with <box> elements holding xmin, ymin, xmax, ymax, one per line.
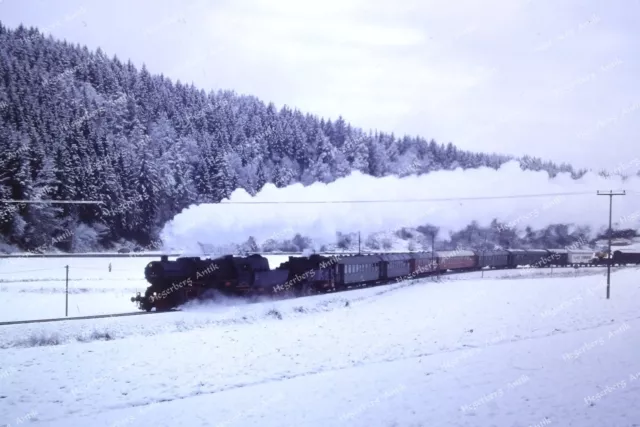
<box><xmin>0</xmin><ymin>22</ymin><xmax>591</xmax><ymax>251</ymax></box>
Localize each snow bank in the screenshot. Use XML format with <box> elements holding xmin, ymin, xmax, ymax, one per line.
<box><xmin>161</xmin><ymin>161</ymin><xmax>640</xmax><ymax>252</ymax></box>
<box><xmin>0</xmin><ymin>279</ymin><xmax>428</xmax><ymax>349</ymax></box>
<box><xmin>3</xmin><ymin>267</ymin><xmax>640</xmax><ymax>426</ymax></box>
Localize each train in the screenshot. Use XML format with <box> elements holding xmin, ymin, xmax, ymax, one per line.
<box><xmin>131</xmin><ymin>248</ymin><xmax>640</xmax><ymax>312</ymax></box>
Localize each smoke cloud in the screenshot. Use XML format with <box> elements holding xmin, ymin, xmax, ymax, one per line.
<box><xmin>160</xmin><ymin>161</ymin><xmax>640</xmax><ymax>252</ymax></box>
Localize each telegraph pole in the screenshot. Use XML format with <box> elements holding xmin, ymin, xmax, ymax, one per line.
<box><xmin>431</xmin><ymin>233</ymin><xmax>435</xmax><ymax>258</ymax></box>
<box><xmin>597</xmin><ymin>190</ymin><xmax>625</xmax><ymax>299</ymax></box>
<box><xmin>65</xmin><ymin>265</ymin><xmax>69</xmax><ymax>317</ymax></box>
<box><xmin>432</xmin><ymin>233</ymin><xmax>437</xmax><ymax>278</ymax></box>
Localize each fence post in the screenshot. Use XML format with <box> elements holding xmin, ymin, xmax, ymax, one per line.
<box><xmin>65</xmin><ymin>265</ymin><xmax>69</xmax><ymax>317</ymax></box>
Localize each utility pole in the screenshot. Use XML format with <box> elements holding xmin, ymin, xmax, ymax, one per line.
<box><xmin>432</xmin><ymin>233</ymin><xmax>437</xmax><ymax>277</ymax></box>
<box><xmin>431</xmin><ymin>233</ymin><xmax>435</xmax><ymax>260</ymax></box>
<box><xmin>358</xmin><ymin>231</ymin><xmax>361</xmax><ymax>255</ymax></box>
<box><xmin>597</xmin><ymin>190</ymin><xmax>626</xmax><ymax>299</ymax></box>
<box><xmin>65</xmin><ymin>265</ymin><xmax>69</xmax><ymax>317</ymax></box>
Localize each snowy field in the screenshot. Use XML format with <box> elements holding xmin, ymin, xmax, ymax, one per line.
<box><xmin>0</xmin><ymin>254</ymin><xmax>617</xmax><ymax>322</ymax></box>
<box><xmin>0</xmin><ymin>255</ymin><xmax>291</xmax><ymax>322</ymax></box>
<box><xmin>1</xmin><ymin>265</ymin><xmax>640</xmax><ymax>426</ymax></box>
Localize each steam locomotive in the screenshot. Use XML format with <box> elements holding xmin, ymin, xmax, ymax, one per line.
<box><xmin>130</xmin><ymin>248</ymin><xmax>640</xmax><ymax>312</ymax></box>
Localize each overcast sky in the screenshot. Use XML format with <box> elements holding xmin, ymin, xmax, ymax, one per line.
<box><xmin>1</xmin><ymin>0</ymin><xmax>638</xmax><ymax>172</ymax></box>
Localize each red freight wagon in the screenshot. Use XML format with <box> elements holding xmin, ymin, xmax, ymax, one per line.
<box><xmin>409</xmin><ymin>252</ymin><xmax>438</xmax><ymax>276</ymax></box>
<box><xmin>436</xmin><ymin>250</ymin><xmax>478</xmax><ymax>271</ymax></box>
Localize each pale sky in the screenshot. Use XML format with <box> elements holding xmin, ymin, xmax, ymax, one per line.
<box><xmin>1</xmin><ymin>0</ymin><xmax>638</xmax><ymax>172</ymax></box>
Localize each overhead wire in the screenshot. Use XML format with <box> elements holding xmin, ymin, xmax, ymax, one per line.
<box><xmin>0</xmin><ymin>200</ymin><xmax>104</xmax><ymax>204</ymax></box>
<box><xmin>0</xmin><ymin>268</ymin><xmax>60</xmax><ymax>274</ymax></box>
<box><xmin>214</xmin><ymin>191</ymin><xmax>615</xmax><ymax>205</ymax></box>
<box><xmin>2</xmin><ymin>192</ymin><xmax>638</xmax><ymax>206</ymax></box>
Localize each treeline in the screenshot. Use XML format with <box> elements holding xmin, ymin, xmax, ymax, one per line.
<box><xmin>0</xmin><ymin>23</ymin><xmax>590</xmax><ymax>252</ymax></box>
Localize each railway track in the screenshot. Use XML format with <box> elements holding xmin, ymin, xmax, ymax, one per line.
<box><xmin>0</xmin><ymin>310</ymin><xmax>175</xmax><ymax>327</ymax></box>
<box><xmin>1</xmin><ymin>264</ymin><xmax>633</xmax><ymax>327</ymax></box>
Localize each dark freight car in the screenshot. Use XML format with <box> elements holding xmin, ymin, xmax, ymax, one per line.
<box><xmin>612</xmin><ymin>250</ymin><xmax>640</xmax><ymax>265</ymax></box>
<box><xmin>507</xmin><ymin>249</ymin><xmax>549</xmax><ymax>267</ymax></box>
<box><xmin>477</xmin><ymin>250</ymin><xmax>510</xmax><ymax>269</ymax></box>
<box><xmin>544</xmin><ymin>249</ymin><xmax>569</xmax><ymax>267</ymax></box>
<box><xmin>379</xmin><ymin>253</ymin><xmax>412</xmax><ymax>280</ymax></box>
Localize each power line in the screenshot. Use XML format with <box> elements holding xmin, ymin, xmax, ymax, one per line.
<box><xmin>216</xmin><ymin>191</ymin><xmax>602</xmax><ymax>205</ymax></box>
<box><xmin>0</xmin><ymin>200</ymin><xmax>104</xmax><ymax>205</ymax></box>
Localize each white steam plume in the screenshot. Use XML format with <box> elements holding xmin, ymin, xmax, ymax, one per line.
<box><xmin>160</xmin><ymin>161</ymin><xmax>640</xmax><ymax>252</ymax></box>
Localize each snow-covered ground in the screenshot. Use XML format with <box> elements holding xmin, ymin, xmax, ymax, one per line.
<box><xmin>0</xmin><ymin>255</ymin><xmax>291</xmax><ymax>322</ymax></box>
<box><xmin>1</xmin><ymin>265</ymin><xmax>639</xmax><ymax>426</ymax></box>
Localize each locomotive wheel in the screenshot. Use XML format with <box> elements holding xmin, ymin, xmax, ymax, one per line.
<box><xmin>300</xmin><ymin>283</ymin><xmax>316</xmax><ymax>297</ymax></box>
<box><xmin>141</xmin><ymin>298</ymin><xmax>153</xmax><ymax>312</ymax></box>
<box><xmin>279</xmin><ymin>288</ymin><xmax>297</xmax><ymax>299</ymax></box>
<box><xmin>291</xmin><ymin>283</ymin><xmax>314</xmax><ymax>298</ymax></box>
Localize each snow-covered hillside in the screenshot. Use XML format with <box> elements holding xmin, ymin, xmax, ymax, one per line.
<box><xmin>2</xmin><ymin>266</ymin><xmax>639</xmax><ymax>426</ymax></box>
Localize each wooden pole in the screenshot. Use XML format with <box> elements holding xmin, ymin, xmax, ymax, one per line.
<box><xmin>65</xmin><ymin>265</ymin><xmax>69</xmax><ymax>317</ymax></box>
<box><xmin>597</xmin><ymin>190</ymin><xmax>625</xmax><ymax>299</ymax></box>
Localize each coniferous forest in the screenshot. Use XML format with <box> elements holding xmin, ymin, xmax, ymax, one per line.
<box><xmin>0</xmin><ymin>23</ymin><xmax>593</xmax><ymax>252</ymax></box>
